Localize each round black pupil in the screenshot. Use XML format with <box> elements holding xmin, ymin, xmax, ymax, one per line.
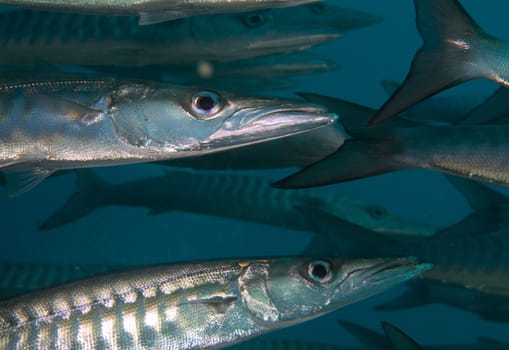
<box><xmin>311</xmin><ymin>264</ymin><xmax>328</xmax><ymax>280</ymax></box>
<box><xmin>248</xmin><ymin>15</ymin><xmax>262</xmax><ymax>25</ymax></box>
<box><xmin>197</xmin><ymin>96</ymin><xmax>215</xmax><ymax>111</ymax></box>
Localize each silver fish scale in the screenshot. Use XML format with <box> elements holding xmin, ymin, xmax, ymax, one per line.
<box><xmin>0</xmin><ymin>262</ymin><xmax>248</xmax><ymax>350</ymax></box>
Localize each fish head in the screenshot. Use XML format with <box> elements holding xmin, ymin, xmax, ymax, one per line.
<box><xmin>189</xmin><ymin>7</ymin><xmax>344</xmax><ymax>61</ymax></box>
<box><xmin>239</xmin><ymin>257</ymin><xmax>430</xmax><ymax>328</ymax></box>
<box><xmin>110</xmin><ymin>83</ymin><xmax>336</xmax><ymax>156</ymax></box>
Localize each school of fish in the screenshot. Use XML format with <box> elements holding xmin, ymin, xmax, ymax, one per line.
<box><xmin>0</xmin><ymin>0</ymin><xmax>508</xmax><ymax>349</ymax></box>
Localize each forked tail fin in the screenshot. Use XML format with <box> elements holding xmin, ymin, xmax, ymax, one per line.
<box><xmin>273</xmin><ymin>129</ymin><xmax>406</xmax><ymax>189</ymax></box>
<box><xmin>371</xmin><ymin>0</ymin><xmax>504</xmax><ymax>125</ymax></box>
<box><xmin>39</xmin><ymin>170</ymin><xmax>109</xmax><ymax>231</ymax></box>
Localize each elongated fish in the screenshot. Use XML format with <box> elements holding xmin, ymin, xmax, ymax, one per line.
<box><xmin>0</xmin><ymin>0</ymin><xmax>318</xmax><ymax>25</ymax></box>
<box><xmin>39</xmin><ymin>168</ymin><xmax>436</xmax><ymax>236</ymax></box>
<box><xmin>371</xmin><ymin>0</ymin><xmax>509</xmax><ymax>125</ymax></box>
<box><xmin>0</xmin><ymin>74</ymin><xmax>334</xmax><ymax>196</ymax></box>
<box><xmin>297</xmin><ymin>179</ymin><xmax>509</xmax><ymax>299</ymax></box>
<box><xmin>274</xmin><ymin>124</ymin><xmax>509</xmax><ymax>189</ymax></box>
<box><xmin>0</xmin><ymin>3</ymin><xmax>381</xmax><ymax>68</ymax></box>
<box><xmin>0</xmin><ymin>256</ymin><xmax>428</xmax><ymax>350</ymax></box>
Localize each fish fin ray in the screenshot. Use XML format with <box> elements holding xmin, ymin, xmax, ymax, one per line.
<box><xmin>381</xmin><ymin>322</ymin><xmax>424</xmax><ymax>350</ymax></box>
<box><xmin>5</xmin><ymin>168</ymin><xmax>55</xmax><ymax>197</ymax></box>
<box><xmin>370</xmin><ymin>0</ymin><xmax>492</xmax><ymax>125</ymax></box>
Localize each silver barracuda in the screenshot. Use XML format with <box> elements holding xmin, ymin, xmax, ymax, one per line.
<box><xmin>0</xmin><ymin>256</ymin><xmax>429</xmax><ymax>350</ymax></box>
<box><xmin>274</xmin><ymin>124</ymin><xmax>509</xmax><ymax>190</ymax></box>
<box><xmin>0</xmin><ymin>74</ymin><xmax>335</xmax><ymax>195</ymax></box>
<box><xmin>0</xmin><ymin>3</ymin><xmax>382</xmax><ymax>68</ymax></box>
<box><xmin>0</xmin><ymin>0</ymin><xmax>319</xmax><ymax>25</ymax></box>
<box><xmin>38</xmin><ymin>168</ymin><xmax>436</xmax><ymax>236</ymax></box>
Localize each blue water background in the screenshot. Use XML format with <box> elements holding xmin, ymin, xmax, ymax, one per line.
<box><xmin>1</xmin><ymin>0</ymin><xmax>509</xmax><ymax>347</ymax></box>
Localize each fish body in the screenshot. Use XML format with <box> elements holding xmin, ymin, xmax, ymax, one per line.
<box><xmin>0</xmin><ymin>3</ymin><xmax>381</xmax><ymax>67</ymax></box>
<box><xmin>0</xmin><ymin>74</ymin><xmax>334</xmax><ymax>195</ymax></box>
<box><xmin>0</xmin><ymin>256</ymin><xmax>428</xmax><ymax>349</ymax></box>
<box><xmin>39</xmin><ymin>168</ymin><xmax>436</xmax><ymax>237</ymax></box>
<box><xmin>299</xmin><ymin>177</ymin><xmax>509</xmax><ymax>299</ymax></box>
<box><xmin>275</xmin><ymin>125</ymin><xmax>509</xmax><ymax>189</ymax></box>
<box><xmin>0</xmin><ymin>0</ymin><xmax>318</xmax><ymax>25</ymax></box>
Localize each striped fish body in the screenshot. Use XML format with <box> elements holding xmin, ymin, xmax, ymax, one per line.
<box><xmin>39</xmin><ymin>168</ymin><xmax>436</xmax><ymax>236</ymax></box>
<box><xmin>0</xmin><ymin>257</ymin><xmax>429</xmax><ymax>350</ymax></box>
<box><xmin>0</xmin><ymin>8</ymin><xmax>340</xmax><ymax>67</ymax></box>
<box><xmin>0</xmin><ymin>261</ymin><xmax>253</xmax><ymax>350</ymax></box>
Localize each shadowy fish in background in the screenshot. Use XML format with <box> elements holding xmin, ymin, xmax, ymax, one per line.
<box><xmin>103</xmin><ymin>52</ymin><xmax>339</xmax><ymax>86</ymax></box>
<box><xmin>371</xmin><ymin>0</ymin><xmax>509</xmax><ymax>125</ymax></box>
<box><xmin>340</xmin><ymin>320</ymin><xmax>509</xmax><ymax>350</ymax></box>
<box><xmin>0</xmin><ymin>3</ymin><xmax>381</xmax><ymax>68</ymax></box>
<box><xmin>39</xmin><ymin>168</ymin><xmax>436</xmax><ymax>237</ymax></box>
<box><xmin>0</xmin><ymin>0</ymin><xmax>319</xmax><ymax>25</ymax></box>
<box><xmin>298</xmin><ymin>175</ymin><xmax>509</xmax><ymax>301</ymax></box>
<box><xmin>0</xmin><ymin>256</ymin><xmax>429</xmax><ymax>349</ymax></box>
<box><xmin>0</xmin><ymin>74</ymin><xmax>335</xmax><ymax>196</ymax></box>
<box><xmin>376</xmin><ymin>279</ymin><xmax>509</xmax><ymax>324</ymax></box>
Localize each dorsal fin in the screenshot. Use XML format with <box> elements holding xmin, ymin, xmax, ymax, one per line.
<box><xmin>382</xmin><ymin>322</ymin><xmax>424</xmax><ymax>350</ymax></box>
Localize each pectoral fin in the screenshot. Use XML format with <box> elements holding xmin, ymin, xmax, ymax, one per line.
<box><xmin>5</xmin><ymin>168</ymin><xmax>55</xmax><ymax>197</ymax></box>
<box><xmin>138</xmin><ymin>11</ymin><xmax>187</xmax><ymax>25</ymax></box>
<box><xmin>187</xmin><ymin>295</ymin><xmax>238</xmax><ymax>314</ymax></box>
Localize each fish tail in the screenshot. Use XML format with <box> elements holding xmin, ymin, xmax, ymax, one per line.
<box><xmin>39</xmin><ymin>170</ymin><xmax>109</xmax><ymax>231</ymax></box>
<box><xmin>273</xmin><ymin>129</ymin><xmax>406</xmax><ymax>189</ymax></box>
<box><xmin>370</xmin><ymin>0</ymin><xmax>506</xmax><ymax>125</ymax></box>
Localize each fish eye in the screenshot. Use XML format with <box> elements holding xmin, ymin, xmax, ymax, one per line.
<box><xmin>308</xmin><ymin>260</ymin><xmax>333</xmax><ymax>284</ymax></box>
<box><xmin>368</xmin><ymin>206</ymin><xmax>388</xmax><ymax>219</ymax></box>
<box><xmin>309</xmin><ymin>2</ymin><xmax>325</xmax><ymax>14</ymax></box>
<box><xmin>244</xmin><ymin>13</ymin><xmax>265</xmax><ymax>28</ymax></box>
<box><xmin>191</xmin><ymin>91</ymin><xmax>222</xmax><ymax>118</ymax></box>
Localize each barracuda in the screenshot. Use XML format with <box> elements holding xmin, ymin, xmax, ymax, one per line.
<box><xmin>0</xmin><ymin>0</ymin><xmax>319</xmax><ymax>25</ymax></box>
<box><xmin>0</xmin><ymin>3</ymin><xmax>381</xmax><ymax>68</ymax></box>
<box><xmin>0</xmin><ymin>256</ymin><xmax>429</xmax><ymax>350</ymax></box>
<box><xmin>0</xmin><ymin>74</ymin><xmax>335</xmax><ymax>195</ymax></box>
<box><xmin>38</xmin><ymin>168</ymin><xmax>436</xmax><ymax>236</ymax></box>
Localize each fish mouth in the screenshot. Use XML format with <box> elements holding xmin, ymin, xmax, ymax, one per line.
<box><xmin>336</xmin><ymin>257</ymin><xmax>432</xmax><ymax>302</ymax></box>
<box><xmin>247</xmin><ymin>32</ymin><xmax>343</xmax><ymax>52</ymax></box>
<box><xmin>204</xmin><ymin>105</ymin><xmax>336</xmax><ymax>150</ymax></box>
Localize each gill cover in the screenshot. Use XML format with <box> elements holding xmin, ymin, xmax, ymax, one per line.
<box><xmin>239</xmin><ymin>261</ymin><xmax>281</xmax><ymax>324</ymax></box>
